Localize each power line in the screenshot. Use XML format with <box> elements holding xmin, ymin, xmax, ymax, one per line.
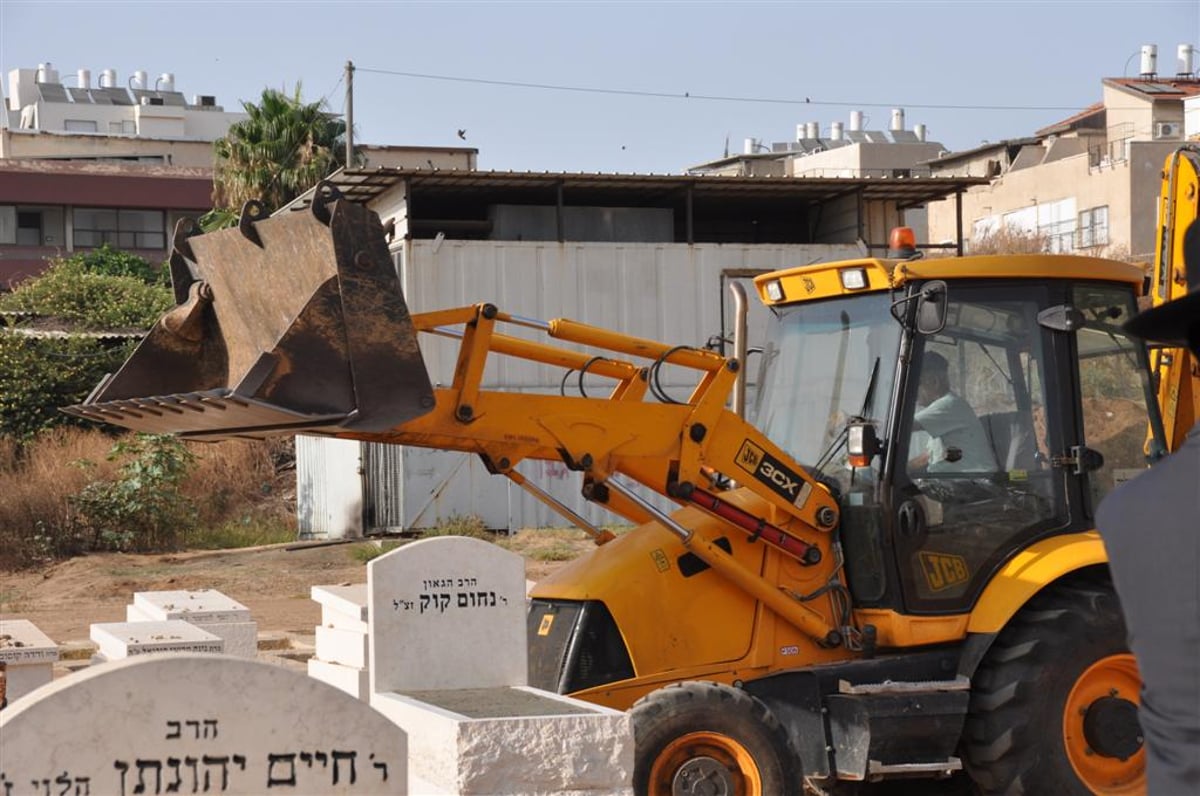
<box><xmin>357</xmin><ymin>66</ymin><xmax>1088</xmax><ymax>113</ymax></box>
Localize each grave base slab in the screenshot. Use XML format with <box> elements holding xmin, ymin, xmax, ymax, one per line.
<box><xmin>372</xmin><ymin>686</ymin><xmax>632</xmax><ymax>795</ymax></box>
<box><xmin>308</xmin><ymin>657</ymin><xmax>369</xmax><ymax>700</ymax></box>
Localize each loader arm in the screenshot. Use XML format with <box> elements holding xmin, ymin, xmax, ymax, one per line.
<box><xmin>63</xmin><ymin>187</ymin><xmax>845</xmax><ymax>647</ymax></box>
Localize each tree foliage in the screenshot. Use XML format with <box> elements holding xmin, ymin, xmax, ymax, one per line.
<box><xmin>0</xmin><ymin>336</ymin><xmax>137</xmax><ymax>441</ymax></box>
<box><xmin>0</xmin><ymin>248</ymin><xmax>172</xmax><ymax>440</ymax></box>
<box><xmin>72</xmin><ymin>243</ymin><xmax>165</xmax><ymax>284</ymax></box>
<box><xmin>210</xmin><ymin>85</ymin><xmax>357</xmax><ymax>221</ymax></box>
<box><xmin>0</xmin><ymin>248</ymin><xmax>171</xmax><ymax>330</ymax></box>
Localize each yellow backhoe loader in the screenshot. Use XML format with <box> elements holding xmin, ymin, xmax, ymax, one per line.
<box><xmin>64</xmin><ymin>148</ymin><xmax>1200</xmax><ymax>794</ymax></box>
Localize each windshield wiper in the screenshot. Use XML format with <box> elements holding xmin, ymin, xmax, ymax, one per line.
<box><xmin>813</xmin><ymin>356</ymin><xmax>880</xmax><ymax>474</ymax></box>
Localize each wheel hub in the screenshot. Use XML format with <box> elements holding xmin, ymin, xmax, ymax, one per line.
<box><xmin>1083</xmin><ymin>696</ymin><xmax>1143</xmax><ymax>760</ymax></box>
<box><xmin>672</xmin><ymin>755</ymin><xmax>734</xmax><ymax>796</ymax></box>
<box><xmin>1063</xmin><ymin>652</ymin><xmax>1145</xmax><ymax>793</ymax></box>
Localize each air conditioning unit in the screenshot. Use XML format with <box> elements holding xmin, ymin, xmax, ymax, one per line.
<box><xmin>1154</xmin><ymin>122</ymin><xmax>1180</xmax><ymax>139</ymax></box>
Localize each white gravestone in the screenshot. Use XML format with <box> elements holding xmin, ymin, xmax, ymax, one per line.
<box><xmin>91</xmin><ymin>620</ymin><xmax>224</xmax><ymax>661</ymax></box>
<box><xmin>367</xmin><ymin>537</ymin><xmax>633</xmax><ymax>794</ymax></box>
<box><xmin>126</xmin><ymin>589</ymin><xmax>258</xmax><ymax>659</ymax></box>
<box><xmin>368</xmin><ymin>536</ymin><xmax>527</xmax><ymax>693</ymax></box>
<box><xmin>0</xmin><ymin>654</ymin><xmax>407</xmax><ymax>795</ymax></box>
<box><xmin>309</xmin><ymin>584</ymin><xmax>371</xmax><ymax>699</ymax></box>
<box><xmin>0</xmin><ymin>619</ymin><xmax>59</xmax><ymax>704</ymax></box>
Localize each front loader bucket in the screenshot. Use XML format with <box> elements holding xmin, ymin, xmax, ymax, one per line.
<box><xmin>63</xmin><ymin>184</ymin><xmax>435</xmax><ymax>440</ymax></box>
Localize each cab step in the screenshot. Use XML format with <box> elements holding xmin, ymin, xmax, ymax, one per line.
<box><xmin>827</xmin><ymin>676</ymin><xmax>971</xmax><ymax>781</ymax></box>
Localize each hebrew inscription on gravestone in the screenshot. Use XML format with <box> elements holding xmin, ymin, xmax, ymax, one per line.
<box><xmin>368</xmin><ymin>536</ymin><xmax>527</xmax><ymax>694</ymax></box>
<box><xmin>0</xmin><ymin>654</ymin><xmax>406</xmax><ymax>795</ymax></box>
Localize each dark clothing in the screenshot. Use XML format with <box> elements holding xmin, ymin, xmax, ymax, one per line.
<box><xmin>1096</xmin><ymin>425</ymin><xmax>1200</xmax><ymax>794</ymax></box>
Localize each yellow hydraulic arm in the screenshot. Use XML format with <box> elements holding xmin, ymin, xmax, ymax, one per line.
<box><xmin>1150</xmin><ymin>146</ymin><xmax>1200</xmax><ymax>450</ymax></box>
<box><xmin>355</xmin><ymin>302</ymin><xmax>845</xmax><ymax>645</ymax></box>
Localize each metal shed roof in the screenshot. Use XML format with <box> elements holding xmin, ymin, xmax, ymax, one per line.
<box><xmin>295</xmin><ymin>167</ymin><xmax>988</xmax><ymax>211</ymax></box>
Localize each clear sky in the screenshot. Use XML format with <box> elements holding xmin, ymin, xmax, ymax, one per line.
<box><xmin>1</xmin><ymin>1</ymin><xmax>1197</xmax><ymax>174</ymax></box>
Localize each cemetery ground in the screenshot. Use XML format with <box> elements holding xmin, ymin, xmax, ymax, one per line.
<box><xmin>0</xmin><ymin>529</ymin><xmax>594</xmax><ymax>651</ymax></box>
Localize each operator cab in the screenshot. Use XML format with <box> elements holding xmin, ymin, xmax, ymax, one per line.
<box><xmin>752</xmin><ymin>238</ymin><xmax>1166</xmax><ymax>616</ymax></box>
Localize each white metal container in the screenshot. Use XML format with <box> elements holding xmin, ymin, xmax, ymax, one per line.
<box><xmin>296</xmin><ymin>239</ymin><xmax>863</xmax><ymax>536</ymax></box>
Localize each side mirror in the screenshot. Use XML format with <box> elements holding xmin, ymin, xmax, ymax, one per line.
<box><xmin>847</xmin><ymin>422</ymin><xmax>880</xmax><ymax>468</ymax></box>
<box><xmin>916</xmin><ymin>280</ymin><xmax>948</xmax><ymax>335</ymax></box>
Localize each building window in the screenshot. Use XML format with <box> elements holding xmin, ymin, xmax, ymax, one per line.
<box><xmin>17</xmin><ymin>211</ymin><xmax>43</xmax><ymax>245</ymax></box>
<box><xmin>108</xmin><ymin>120</ymin><xmax>136</xmax><ymax>134</ymax></box>
<box><xmin>1077</xmin><ymin>206</ymin><xmax>1109</xmax><ymax>249</ymax></box>
<box><xmin>1041</xmin><ymin>219</ymin><xmax>1075</xmax><ymax>253</ymax></box>
<box><xmin>64</xmin><ymin>119</ymin><xmax>98</xmax><ymax>133</ymax></box>
<box><xmin>74</xmin><ymin>208</ymin><xmax>166</xmax><ymax>250</ymax></box>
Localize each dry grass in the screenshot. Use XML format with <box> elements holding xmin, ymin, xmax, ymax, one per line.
<box><xmin>0</xmin><ymin>429</ymin><xmax>117</xmax><ymax>566</ymax></box>
<box><xmin>0</xmin><ymin>429</ymin><xmax>296</xmax><ymax>568</ymax></box>
<box><xmin>186</xmin><ymin>437</ymin><xmax>295</xmax><ymax>529</ymax></box>
<box><xmin>497</xmin><ymin>527</ymin><xmax>602</xmax><ymax>561</ymax></box>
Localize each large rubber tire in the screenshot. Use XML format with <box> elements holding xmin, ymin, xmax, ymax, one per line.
<box><xmin>631</xmin><ymin>681</ymin><xmax>799</xmax><ymax>796</ymax></box>
<box><xmin>963</xmin><ymin>578</ymin><xmax>1144</xmax><ymax>795</ymax></box>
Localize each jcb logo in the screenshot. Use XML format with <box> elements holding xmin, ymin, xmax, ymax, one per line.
<box><xmin>737</xmin><ymin>441</ymin><xmax>764</xmax><ymax>472</ymax></box>
<box><xmin>919</xmin><ymin>552</ymin><xmax>970</xmax><ymax>592</ymax></box>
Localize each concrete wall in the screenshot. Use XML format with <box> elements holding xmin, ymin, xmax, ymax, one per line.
<box><xmin>360</xmin><ymin>146</ymin><xmax>477</xmax><ymax>171</ymax></box>
<box><xmin>21</xmin><ymin>97</ymin><xmax>244</xmax><ymax>141</ymax></box>
<box><xmin>0</xmin><ymin>128</ymin><xmax>219</xmax><ymax>166</ymax></box>
<box><xmin>788</xmin><ymin>142</ymin><xmax>945</xmax><ymax>178</ymax></box>
<box><xmin>1187</xmin><ymin>95</ymin><xmax>1200</xmax><ymax>137</ymax></box>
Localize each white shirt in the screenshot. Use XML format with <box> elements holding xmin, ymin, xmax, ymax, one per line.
<box><xmin>914</xmin><ymin>392</ymin><xmax>997</xmax><ymax>472</ymax></box>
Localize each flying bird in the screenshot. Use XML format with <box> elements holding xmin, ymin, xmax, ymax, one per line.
<box><xmin>457</xmin><ymin>129</ymin><xmax>467</xmax><ymax>140</ymax></box>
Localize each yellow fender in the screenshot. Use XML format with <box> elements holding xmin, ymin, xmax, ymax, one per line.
<box><xmin>968</xmin><ymin>532</ymin><xmax>1109</xmax><ymax>634</ymax></box>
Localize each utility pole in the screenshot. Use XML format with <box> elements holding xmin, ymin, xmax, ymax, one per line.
<box><xmin>345</xmin><ymin>60</ymin><xmax>354</xmax><ymax>167</ymax></box>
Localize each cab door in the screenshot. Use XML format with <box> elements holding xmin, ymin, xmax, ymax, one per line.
<box><xmin>1067</xmin><ymin>282</ymin><xmax>1166</xmax><ymax>520</ymax></box>
<box><xmin>889</xmin><ymin>282</ymin><xmax>1072</xmax><ymax>613</ymax></box>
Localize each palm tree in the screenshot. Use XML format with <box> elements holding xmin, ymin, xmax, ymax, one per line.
<box><xmin>208</xmin><ymin>85</ymin><xmax>358</xmax><ymax>225</ymax></box>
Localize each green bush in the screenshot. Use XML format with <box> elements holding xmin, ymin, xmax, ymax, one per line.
<box><xmin>0</xmin><ymin>336</ymin><xmax>136</xmax><ymax>441</ymax></box>
<box><xmin>73</xmin><ymin>434</ymin><xmax>197</xmax><ymax>552</ymax></box>
<box><xmin>73</xmin><ymin>244</ymin><xmax>166</xmax><ymax>284</ymax></box>
<box><xmin>0</xmin><ymin>247</ymin><xmax>174</xmax><ymax>440</ymax></box>
<box><xmin>0</xmin><ymin>256</ymin><xmax>172</xmax><ymax>330</ymax></box>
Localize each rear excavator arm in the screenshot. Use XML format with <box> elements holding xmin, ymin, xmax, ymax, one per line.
<box><xmin>1151</xmin><ymin>146</ymin><xmax>1200</xmax><ymax>450</ymax></box>
<box><xmin>64</xmin><ymin>185</ymin><xmax>846</xmax><ymax>648</ymax></box>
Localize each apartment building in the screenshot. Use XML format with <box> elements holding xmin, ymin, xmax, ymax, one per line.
<box><xmin>0</xmin><ymin>62</ymin><xmax>477</xmax><ymax>287</ymax></box>
<box><xmin>926</xmin><ymin>44</ymin><xmax>1200</xmax><ymax>260</ymax></box>
<box><xmin>0</xmin><ymin>63</ymin><xmax>243</xmax><ymax>285</ymax></box>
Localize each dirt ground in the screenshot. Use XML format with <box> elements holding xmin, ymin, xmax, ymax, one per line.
<box><xmin>0</xmin><ymin>533</ymin><xmax>589</xmax><ymax>644</ymax></box>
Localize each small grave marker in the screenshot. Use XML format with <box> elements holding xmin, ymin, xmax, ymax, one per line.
<box><xmin>0</xmin><ymin>619</ymin><xmax>59</xmax><ymax>704</ymax></box>
<box><xmin>91</xmin><ymin>620</ymin><xmax>223</xmax><ymax>661</ymax></box>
